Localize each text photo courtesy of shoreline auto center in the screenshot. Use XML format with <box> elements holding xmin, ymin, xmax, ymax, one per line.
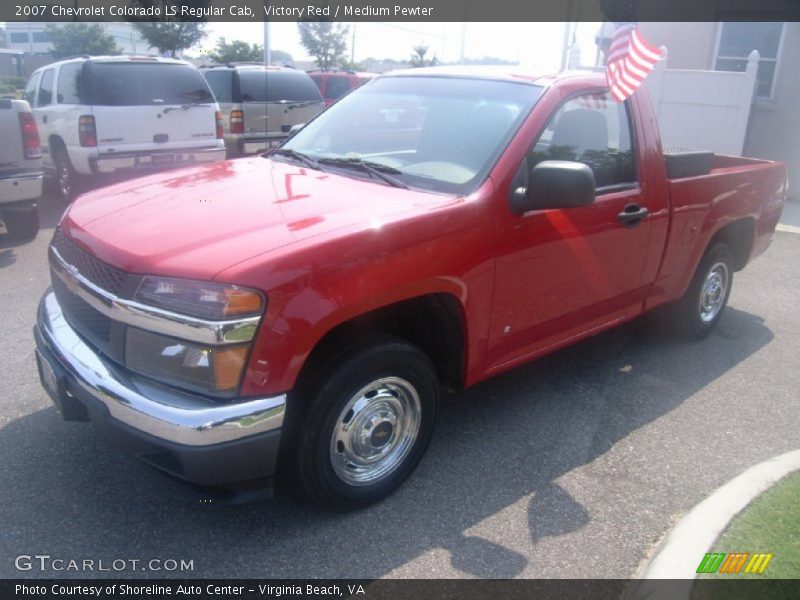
<box><xmin>1</xmin><ymin>0</ymin><xmax>799</xmax><ymax>598</ymax></box>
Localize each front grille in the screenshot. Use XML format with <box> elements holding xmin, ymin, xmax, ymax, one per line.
<box><xmin>52</xmin><ymin>275</ymin><xmax>111</xmax><ymax>344</ymax></box>
<box><xmin>51</xmin><ymin>229</ymin><xmax>127</xmax><ymax>296</ymax></box>
<box><xmin>49</xmin><ymin>228</ymin><xmax>132</xmax><ymax>362</ymax></box>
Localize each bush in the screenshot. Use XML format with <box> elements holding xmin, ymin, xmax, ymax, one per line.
<box><xmin>0</xmin><ymin>84</ymin><xmax>18</xmax><ymax>95</ymax></box>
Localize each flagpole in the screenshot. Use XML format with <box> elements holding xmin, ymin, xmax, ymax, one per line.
<box><xmin>559</xmin><ymin>0</ymin><xmax>575</xmax><ymax>72</ymax></box>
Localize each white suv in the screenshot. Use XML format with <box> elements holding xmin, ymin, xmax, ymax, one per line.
<box><xmin>24</xmin><ymin>56</ymin><xmax>226</xmax><ymax>201</ymax></box>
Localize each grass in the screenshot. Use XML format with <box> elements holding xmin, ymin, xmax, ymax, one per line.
<box><xmin>689</xmin><ymin>472</ymin><xmax>800</xmax><ymax>600</ymax></box>
<box><xmin>701</xmin><ymin>471</ymin><xmax>800</xmax><ymax>579</ymax></box>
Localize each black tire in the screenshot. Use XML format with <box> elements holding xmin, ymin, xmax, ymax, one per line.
<box><xmin>670</xmin><ymin>243</ymin><xmax>734</xmax><ymax>339</ymax></box>
<box><xmin>289</xmin><ymin>335</ymin><xmax>439</xmax><ymax>509</ymax></box>
<box><xmin>2</xmin><ymin>207</ymin><xmax>39</xmax><ymax>241</ymax></box>
<box><xmin>52</xmin><ymin>147</ymin><xmax>80</xmax><ymax>203</ymax></box>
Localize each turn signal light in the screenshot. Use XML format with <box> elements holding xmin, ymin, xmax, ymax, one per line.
<box><xmin>78</xmin><ymin>115</ymin><xmax>97</xmax><ymax>147</ymax></box>
<box><xmin>215</xmin><ymin>110</ymin><xmax>224</xmax><ymax>139</ymax></box>
<box><xmin>230</xmin><ymin>109</ymin><xmax>244</xmax><ymax>134</ymax></box>
<box><xmin>223</xmin><ymin>288</ymin><xmax>264</xmax><ymax>317</ymax></box>
<box><xmin>18</xmin><ymin>112</ymin><xmax>41</xmax><ymax>159</ymax></box>
<box><xmin>212</xmin><ymin>346</ymin><xmax>250</xmax><ymax>391</ymax></box>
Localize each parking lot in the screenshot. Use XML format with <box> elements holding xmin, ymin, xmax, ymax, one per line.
<box><xmin>2</xmin><ymin>187</ymin><xmax>799</xmax><ymax>579</ymax></box>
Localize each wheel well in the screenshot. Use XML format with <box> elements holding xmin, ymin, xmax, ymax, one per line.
<box><xmin>709</xmin><ymin>218</ymin><xmax>755</xmax><ymax>271</ymax></box>
<box><xmin>300</xmin><ymin>294</ymin><xmax>466</xmax><ymax>392</ymax></box>
<box><xmin>48</xmin><ymin>135</ymin><xmax>65</xmax><ymax>153</ymax></box>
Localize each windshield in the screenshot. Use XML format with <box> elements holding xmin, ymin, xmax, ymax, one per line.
<box><xmin>279</xmin><ymin>76</ymin><xmax>543</xmax><ymax>194</ymax></box>
<box><xmin>86</xmin><ymin>62</ymin><xmax>215</xmax><ymax>106</ymax></box>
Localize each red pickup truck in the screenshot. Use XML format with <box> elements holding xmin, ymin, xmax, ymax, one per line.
<box><xmin>34</xmin><ymin>67</ymin><xmax>786</xmax><ymax>508</ymax></box>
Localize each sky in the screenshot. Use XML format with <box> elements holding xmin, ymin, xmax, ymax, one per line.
<box><xmin>0</xmin><ymin>20</ymin><xmax>603</xmax><ymax>71</ymax></box>
<box><xmin>200</xmin><ymin>22</ymin><xmax>603</xmax><ymax>70</ymax></box>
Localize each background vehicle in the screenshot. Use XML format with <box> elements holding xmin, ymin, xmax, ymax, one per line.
<box><xmin>309</xmin><ymin>70</ymin><xmax>375</xmax><ymax>107</ymax></box>
<box><xmin>201</xmin><ymin>64</ymin><xmax>323</xmax><ymax>156</ymax></box>
<box><xmin>35</xmin><ymin>68</ymin><xmax>786</xmax><ymax>509</ymax></box>
<box><xmin>0</xmin><ymin>98</ymin><xmax>42</xmax><ymax>240</ymax></box>
<box><xmin>24</xmin><ymin>56</ymin><xmax>225</xmax><ymax>202</ymax></box>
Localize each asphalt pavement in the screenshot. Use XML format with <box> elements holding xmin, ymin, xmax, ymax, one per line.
<box><xmin>1</xmin><ymin>189</ymin><xmax>799</xmax><ymax>579</ymax></box>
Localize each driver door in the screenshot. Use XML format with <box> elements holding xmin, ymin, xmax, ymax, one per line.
<box><xmin>486</xmin><ymin>92</ymin><xmax>653</xmax><ymax>372</ymax></box>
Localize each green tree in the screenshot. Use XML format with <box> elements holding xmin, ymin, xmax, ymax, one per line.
<box><xmin>47</xmin><ymin>24</ymin><xmax>120</xmax><ymax>59</ymax></box>
<box><xmin>410</xmin><ymin>44</ymin><xmax>437</xmax><ymax>68</ymax></box>
<box><xmin>133</xmin><ymin>23</ymin><xmax>206</xmax><ymax>57</ymax></box>
<box><xmin>297</xmin><ymin>22</ymin><xmax>349</xmax><ymax>70</ymax></box>
<box><xmin>209</xmin><ymin>37</ymin><xmax>263</xmax><ymax>63</ymax></box>
<box><xmin>340</xmin><ymin>60</ymin><xmax>366</xmax><ymax>71</ymax></box>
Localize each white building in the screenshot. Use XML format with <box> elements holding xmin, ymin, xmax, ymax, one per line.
<box><xmin>5</xmin><ymin>22</ymin><xmax>153</xmax><ymax>55</ymax></box>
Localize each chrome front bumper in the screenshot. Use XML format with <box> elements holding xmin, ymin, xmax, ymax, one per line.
<box><xmin>35</xmin><ymin>290</ymin><xmax>285</xmax><ymax>447</ymax></box>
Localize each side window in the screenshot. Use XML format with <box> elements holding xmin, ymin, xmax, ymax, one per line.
<box><xmin>325</xmin><ymin>76</ymin><xmax>351</xmax><ymax>100</ymax></box>
<box><xmin>529</xmin><ymin>92</ymin><xmax>636</xmax><ymax>189</ymax></box>
<box><xmin>37</xmin><ymin>69</ymin><xmax>55</xmax><ymax>107</ymax></box>
<box><xmin>23</xmin><ymin>72</ymin><xmax>41</xmax><ymax>106</ymax></box>
<box><xmin>203</xmin><ymin>70</ymin><xmax>233</xmax><ymax>103</ymax></box>
<box><xmin>57</xmin><ymin>62</ymin><xmax>83</xmax><ymax>104</ymax></box>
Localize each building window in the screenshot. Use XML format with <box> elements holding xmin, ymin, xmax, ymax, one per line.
<box><xmin>31</xmin><ymin>31</ymin><xmax>51</xmax><ymax>44</ymax></box>
<box><xmin>714</xmin><ymin>22</ymin><xmax>784</xmax><ymax>99</ymax></box>
<box><xmin>9</xmin><ymin>32</ymin><xmax>29</xmax><ymax>44</ymax></box>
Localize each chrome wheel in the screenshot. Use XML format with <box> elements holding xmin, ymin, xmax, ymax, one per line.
<box><xmin>698</xmin><ymin>261</ymin><xmax>729</xmax><ymax>323</ymax></box>
<box><xmin>330</xmin><ymin>376</ymin><xmax>422</xmax><ymax>486</ymax></box>
<box><xmin>57</xmin><ymin>158</ymin><xmax>72</xmax><ymax>200</ymax></box>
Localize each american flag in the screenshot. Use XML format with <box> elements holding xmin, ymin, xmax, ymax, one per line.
<box><xmin>606</xmin><ymin>23</ymin><xmax>662</xmax><ymax>102</ymax></box>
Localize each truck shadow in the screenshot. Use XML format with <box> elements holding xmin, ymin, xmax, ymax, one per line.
<box><xmin>0</xmin><ymin>306</ymin><xmax>773</xmax><ymax>578</ymax></box>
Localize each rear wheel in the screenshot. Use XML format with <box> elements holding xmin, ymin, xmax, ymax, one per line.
<box><xmin>670</xmin><ymin>243</ymin><xmax>734</xmax><ymax>339</ymax></box>
<box><xmin>2</xmin><ymin>207</ymin><xmax>39</xmax><ymax>241</ymax></box>
<box><xmin>52</xmin><ymin>148</ymin><xmax>80</xmax><ymax>203</ymax></box>
<box><xmin>290</xmin><ymin>335</ymin><xmax>439</xmax><ymax>509</ymax></box>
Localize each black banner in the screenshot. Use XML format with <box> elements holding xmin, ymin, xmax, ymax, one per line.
<box><xmin>4</xmin><ymin>579</ymin><xmax>800</xmax><ymax>600</ymax></box>
<box><xmin>3</xmin><ymin>0</ymin><xmax>800</xmax><ymax>23</ymax></box>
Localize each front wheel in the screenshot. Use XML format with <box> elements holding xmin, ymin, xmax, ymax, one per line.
<box><xmin>670</xmin><ymin>243</ymin><xmax>734</xmax><ymax>339</ymax></box>
<box><xmin>290</xmin><ymin>336</ymin><xmax>439</xmax><ymax>509</ymax></box>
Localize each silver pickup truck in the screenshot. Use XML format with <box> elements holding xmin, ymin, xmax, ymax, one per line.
<box><xmin>0</xmin><ymin>98</ymin><xmax>42</xmax><ymax>240</ymax></box>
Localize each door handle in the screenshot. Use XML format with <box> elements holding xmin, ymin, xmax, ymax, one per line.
<box><xmin>618</xmin><ymin>203</ymin><xmax>649</xmax><ymax>227</ymax></box>
<box><xmin>41</xmin><ymin>115</ymin><xmax>47</xmax><ymax>124</ymax></box>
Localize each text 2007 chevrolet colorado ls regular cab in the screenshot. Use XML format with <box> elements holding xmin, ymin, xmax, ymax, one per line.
<box><xmin>34</xmin><ymin>67</ymin><xmax>786</xmax><ymax>508</ymax></box>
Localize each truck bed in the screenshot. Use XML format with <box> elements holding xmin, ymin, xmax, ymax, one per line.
<box><xmin>651</xmin><ymin>152</ymin><xmax>787</xmax><ymax>309</ymax></box>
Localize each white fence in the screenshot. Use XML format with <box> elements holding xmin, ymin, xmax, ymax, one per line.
<box><xmin>643</xmin><ymin>48</ymin><xmax>759</xmax><ymax>156</ymax></box>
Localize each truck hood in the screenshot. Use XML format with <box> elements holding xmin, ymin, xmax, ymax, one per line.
<box><xmin>62</xmin><ymin>157</ymin><xmax>457</xmax><ymax>281</ymax></box>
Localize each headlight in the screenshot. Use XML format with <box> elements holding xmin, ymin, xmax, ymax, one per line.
<box><xmin>128</xmin><ymin>277</ymin><xmax>265</xmax><ymax>397</ymax></box>
<box><xmin>134</xmin><ymin>277</ymin><xmax>264</xmax><ymax>320</ymax></box>
<box><xmin>126</xmin><ymin>328</ymin><xmax>250</xmax><ymax>396</ymax></box>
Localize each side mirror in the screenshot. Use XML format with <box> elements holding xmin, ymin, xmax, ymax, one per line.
<box><xmin>510</xmin><ymin>160</ymin><xmax>595</xmax><ymax>215</ymax></box>
<box><xmin>287</xmin><ymin>123</ymin><xmax>305</xmax><ymax>139</ymax></box>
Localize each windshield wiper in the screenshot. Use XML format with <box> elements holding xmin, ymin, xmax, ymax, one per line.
<box><xmin>270</xmin><ymin>148</ymin><xmax>321</xmax><ymax>170</ymax></box>
<box><xmin>317</xmin><ymin>157</ymin><xmax>409</xmax><ymax>189</ymax></box>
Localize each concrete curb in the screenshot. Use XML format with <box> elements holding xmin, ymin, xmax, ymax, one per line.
<box><xmin>629</xmin><ymin>448</ymin><xmax>800</xmax><ymax>595</ymax></box>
